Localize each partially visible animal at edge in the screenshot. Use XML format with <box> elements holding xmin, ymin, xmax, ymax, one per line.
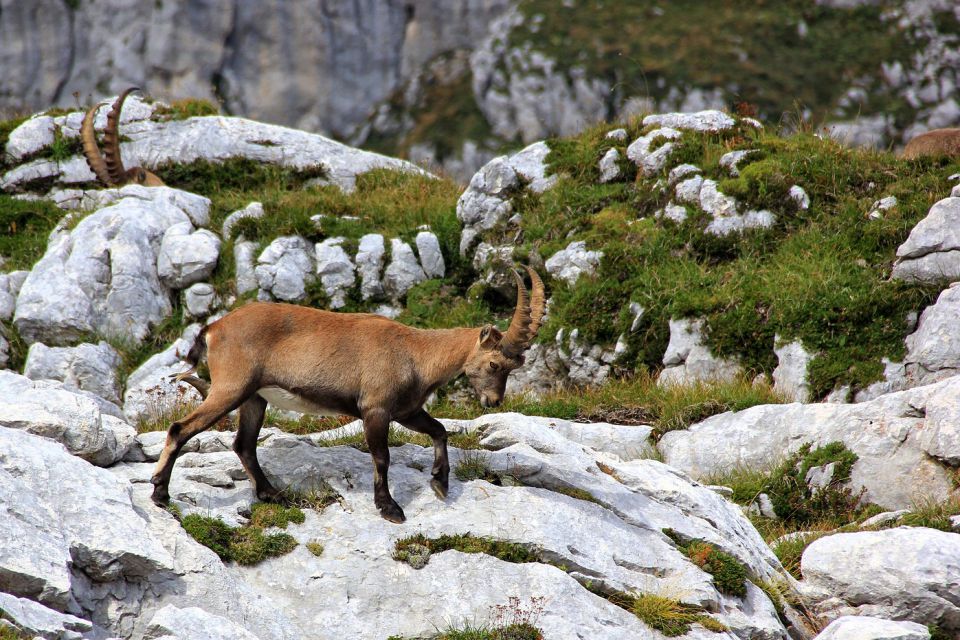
<box><xmin>902</xmin><ymin>127</ymin><xmax>960</xmax><ymax>160</ymax></box>
<box><xmin>81</xmin><ymin>87</ymin><xmax>165</xmax><ymax>187</ymax></box>
<box><xmin>153</xmin><ymin>267</ymin><xmax>547</xmax><ymax>523</ymax></box>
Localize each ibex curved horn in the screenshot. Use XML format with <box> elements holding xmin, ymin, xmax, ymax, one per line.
<box><xmin>500</xmin><ymin>267</ymin><xmax>546</xmax><ymax>357</ymax></box>
<box><xmin>103</xmin><ymin>87</ymin><xmax>139</xmax><ymax>183</ymax></box>
<box><xmin>80</xmin><ymin>102</ymin><xmax>113</xmax><ymax>185</ymax></box>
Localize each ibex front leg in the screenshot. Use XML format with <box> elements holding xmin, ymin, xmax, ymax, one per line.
<box><xmin>363</xmin><ymin>408</ymin><xmax>405</xmax><ymax>523</ymax></box>
<box><xmin>398</xmin><ymin>409</ymin><xmax>449</xmax><ymax>499</ymax></box>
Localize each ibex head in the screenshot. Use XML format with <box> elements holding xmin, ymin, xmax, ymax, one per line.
<box><xmin>463</xmin><ymin>266</ymin><xmax>546</xmax><ymax>407</ymax></box>
<box><xmin>81</xmin><ymin>87</ymin><xmax>164</xmax><ymax>188</ymax></box>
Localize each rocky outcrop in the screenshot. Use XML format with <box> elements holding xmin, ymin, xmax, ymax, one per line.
<box><xmin>813</xmin><ymin>615</ymin><xmax>931</xmax><ymax>640</ymax></box>
<box><xmin>659</xmin><ymin>376</ymin><xmax>960</xmax><ymax>509</ymax></box>
<box><xmin>892</xmin><ymin>196</ymin><xmax>960</xmax><ymax>284</ymax></box>
<box><xmin>658</xmin><ymin>318</ymin><xmax>742</xmax><ymax>387</ymax></box>
<box><xmin>23</xmin><ymin>341</ymin><xmax>123</xmax><ymax>405</ymax></box>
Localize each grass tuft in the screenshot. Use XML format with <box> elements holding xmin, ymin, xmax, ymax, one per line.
<box><xmin>454</xmin><ymin>450</ymin><xmax>499</xmax><ymax>482</ymax></box>
<box><xmin>664</xmin><ymin>530</ymin><xmax>748</xmax><ymax>597</ymax></box>
<box><xmin>393</xmin><ymin>533</ymin><xmax>539</xmax><ymax>569</ymax></box>
<box><xmin>180</xmin><ymin>509</ymin><xmax>300</xmax><ymax>565</ymax></box>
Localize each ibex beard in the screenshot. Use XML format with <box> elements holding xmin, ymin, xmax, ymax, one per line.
<box><xmin>151</xmin><ymin>267</ymin><xmax>546</xmax><ymax>523</ymax></box>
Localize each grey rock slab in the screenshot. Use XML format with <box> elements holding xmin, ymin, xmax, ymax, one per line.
<box><xmin>183</xmin><ymin>283</ymin><xmax>219</xmax><ymax>318</ymax></box>
<box><xmin>123</xmin><ymin>324</ymin><xmax>204</xmax><ymax>425</ymax></box>
<box><xmin>659</xmin><ymin>318</ymin><xmax>741</xmax><ymax>386</ymax></box>
<box><xmin>157</xmin><ymin>222</ymin><xmax>221</xmax><ymax>289</ymax></box>
<box><xmin>801</xmin><ymin>528</ymin><xmax>960</xmax><ymax>630</ymax></box>
<box><xmin>255</xmin><ymin>236</ymin><xmax>315</xmax><ymax>302</ymax></box>
<box><xmin>626</xmin><ymin>127</ymin><xmax>682</xmax><ymax>176</ymax></box>
<box><xmin>383</xmin><ymin>238</ymin><xmax>426</xmax><ymax>299</ymax></box>
<box><xmin>14</xmin><ymin>187</ymin><xmax>207</xmax><ymax>346</ymax></box>
<box><xmin>659</xmin><ymin>378</ymin><xmax>960</xmax><ymax>509</ymax></box>
<box><xmin>234</xmin><ymin>241</ymin><xmax>260</xmax><ymax>296</ymax></box>
<box><xmin>145</xmin><ymin>605</ymin><xmax>262</xmax><ymax>640</ymax></box>
<box><xmin>772</xmin><ymin>337</ymin><xmax>815</xmax><ymax>403</ymax></box>
<box><xmin>814</xmin><ymin>615</ymin><xmax>930</xmax><ymax>640</ymax></box>
<box><xmin>23</xmin><ymin>340</ymin><xmax>123</xmax><ymax>405</ymax></box>
<box><xmin>0</xmin><ymin>592</ymin><xmax>92</xmax><ymax>639</ymax></box>
<box><xmin>544</xmin><ymin>241</ymin><xmax>602</xmax><ymax>285</ymax></box>
<box><xmin>0</xmin><ymin>428</ymin><xmax>174</xmax><ymax>610</ymax></box>
<box><xmin>415</xmin><ymin>231</ymin><xmax>445</xmax><ymax>279</ymax></box>
<box><xmin>598</xmin><ymin>147</ymin><xmax>621</xmax><ymax>182</ymax></box>
<box><xmin>0</xmin><ymin>369</ymin><xmax>134</xmax><ymax>466</ymax></box>
<box><xmin>904</xmin><ymin>284</ymin><xmax>960</xmax><ymax>386</ymax></box>
<box><xmin>643</xmin><ymin>110</ymin><xmax>737</xmax><ymax>132</ymax></box>
<box><xmin>314</xmin><ymin>237</ymin><xmax>355</xmax><ymax>309</ymax></box>
<box><xmin>222</xmin><ymin>202</ymin><xmax>265</xmax><ymax>240</ymax></box>
<box><xmin>859</xmin><ymin>510</ymin><xmax>910</xmax><ymax>528</ymax></box>
<box><xmin>355</xmin><ymin>233</ymin><xmax>386</xmax><ymax>300</ymax></box>
<box><xmin>893</xmin><ymin>197</ymin><xmax>960</xmax><ymax>282</ymax></box>
<box><xmin>5</xmin><ymin>114</ymin><xmax>56</xmax><ymax>160</ymax></box>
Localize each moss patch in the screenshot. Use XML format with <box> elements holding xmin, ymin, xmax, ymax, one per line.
<box><xmin>249</xmin><ymin>502</ymin><xmax>306</xmax><ymax>529</ymax></box>
<box><xmin>664</xmin><ymin>530</ymin><xmax>748</xmax><ymax>597</ymax></box>
<box><xmin>597</xmin><ymin>588</ymin><xmax>727</xmax><ymax>636</ymax></box>
<box><xmin>0</xmin><ymin>194</ymin><xmax>65</xmax><ymax>270</ymax></box>
<box><xmin>387</xmin><ymin>623</ymin><xmax>543</xmax><ymax>640</ymax></box>
<box><xmin>153</xmin><ymin>98</ymin><xmax>219</xmax><ymax>120</ymax></box>
<box><xmin>180</xmin><ymin>508</ymin><xmax>299</xmax><ymax>565</ymax></box>
<box><xmin>393</xmin><ymin>533</ymin><xmax>539</xmax><ymax>570</ymax></box>
<box><xmin>454</xmin><ymin>450</ymin><xmax>499</xmax><ymax>482</ymax></box>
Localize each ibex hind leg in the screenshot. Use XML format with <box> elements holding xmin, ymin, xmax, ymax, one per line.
<box><xmin>398</xmin><ymin>409</ymin><xmax>449</xmax><ymax>500</ymax></box>
<box><xmin>363</xmin><ymin>408</ymin><xmax>405</xmax><ymax>523</ymax></box>
<box><xmin>150</xmin><ymin>388</ymin><xmax>248</xmax><ymax>506</ymax></box>
<box><xmin>233</xmin><ymin>395</ymin><xmax>281</xmax><ymax>502</ymax></box>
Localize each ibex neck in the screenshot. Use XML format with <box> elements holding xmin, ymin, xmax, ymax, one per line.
<box><xmin>417</xmin><ymin>327</ymin><xmax>480</xmax><ymax>389</ymax></box>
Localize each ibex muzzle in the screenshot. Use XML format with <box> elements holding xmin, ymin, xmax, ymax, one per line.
<box><xmin>81</xmin><ymin>87</ymin><xmax>165</xmax><ymax>187</ymax></box>
<box><xmin>152</xmin><ymin>267</ymin><xmax>546</xmax><ymax>524</ymax></box>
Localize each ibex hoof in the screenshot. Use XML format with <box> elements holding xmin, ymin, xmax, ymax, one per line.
<box><xmin>378</xmin><ymin>502</ymin><xmax>406</xmax><ymax>524</ymax></box>
<box><xmin>150</xmin><ymin>486</ymin><xmax>171</xmax><ymax>507</ymax></box>
<box><xmin>431</xmin><ymin>478</ymin><xmax>448</xmax><ymax>500</ymax></box>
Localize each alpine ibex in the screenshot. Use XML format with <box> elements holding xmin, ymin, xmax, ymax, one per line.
<box><xmin>81</xmin><ymin>87</ymin><xmax>164</xmax><ymax>187</ymax></box>
<box><xmin>902</xmin><ymin>128</ymin><xmax>960</xmax><ymax>160</ymax></box>
<box><xmin>152</xmin><ymin>268</ymin><xmax>546</xmax><ymax>523</ymax></box>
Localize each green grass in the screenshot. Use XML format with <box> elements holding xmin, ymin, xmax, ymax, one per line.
<box><xmin>306</xmin><ymin>540</ymin><xmax>324</xmax><ymax>556</ymax></box>
<box><xmin>249</xmin><ymin>502</ymin><xmax>305</xmax><ymax>529</ymax></box>
<box><xmin>393</xmin><ymin>533</ymin><xmax>539</xmax><ymax>569</ymax></box>
<box><xmin>454</xmin><ymin>450</ymin><xmax>498</xmax><ymax>482</ymax></box>
<box><xmin>153</xmin><ymin>98</ymin><xmax>219</xmax><ymax>120</ymax></box>
<box><xmin>180</xmin><ymin>509</ymin><xmax>299</xmax><ymax>565</ymax></box>
<box><xmin>664</xmin><ymin>530</ymin><xmax>748</xmax><ymax>597</ymax></box>
<box><xmin>387</xmin><ymin>623</ymin><xmax>543</xmax><ymax>640</ymax></box>
<box><xmin>0</xmin><ymin>194</ymin><xmax>65</xmax><ymax>270</ymax></box>
<box><xmin>597</xmin><ymin>589</ymin><xmax>727</xmax><ymax>636</ymax></box>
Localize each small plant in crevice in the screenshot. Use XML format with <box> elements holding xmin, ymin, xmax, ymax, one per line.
<box><xmin>306</xmin><ymin>540</ymin><xmax>324</xmax><ymax>557</ymax></box>
<box><xmin>553</xmin><ymin>485</ymin><xmax>603</xmax><ymax>505</ymax></box>
<box><xmin>592</xmin><ymin>586</ymin><xmax>727</xmax><ymax>637</ymax></box>
<box><xmin>765</xmin><ymin>442</ymin><xmax>864</xmax><ymax>526</ymax></box>
<box><xmin>276</xmin><ymin>481</ymin><xmax>342</xmax><ymax>512</ymax></box>
<box><xmin>454</xmin><ymin>450</ymin><xmax>500</xmax><ymax>483</ymax></box>
<box><xmin>663</xmin><ymin>529</ymin><xmax>748</xmax><ymax>597</ymax></box>
<box><xmin>180</xmin><ymin>506</ymin><xmax>301</xmax><ymax>566</ymax></box>
<box><xmin>393</xmin><ymin>533</ymin><xmax>539</xmax><ymax>570</ymax></box>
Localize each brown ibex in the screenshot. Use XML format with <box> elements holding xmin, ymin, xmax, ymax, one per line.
<box><xmin>152</xmin><ymin>268</ymin><xmax>546</xmax><ymax>523</ymax></box>
<box><xmin>902</xmin><ymin>128</ymin><xmax>960</xmax><ymax>160</ymax></box>
<box><xmin>81</xmin><ymin>87</ymin><xmax>164</xmax><ymax>187</ymax></box>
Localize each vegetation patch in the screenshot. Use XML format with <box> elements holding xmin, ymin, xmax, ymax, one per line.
<box><xmin>277</xmin><ymin>481</ymin><xmax>342</xmax><ymax>512</ymax></box>
<box><xmin>393</xmin><ymin>533</ymin><xmax>539</xmax><ymax>570</ymax></box>
<box><xmin>306</xmin><ymin>540</ymin><xmax>324</xmax><ymax>557</ymax></box>
<box><xmin>387</xmin><ymin>623</ymin><xmax>543</xmax><ymax>640</ymax></box>
<box><xmin>553</xmin><ymin>485</ymin><xmax>603</xmax><ymax>505</ymax></box>
<box><xmin>153</xmin><ymin>98</ymin><xmax>219</xmax><ymax>120</ymax></box>
<box><xmin>0</xmin><ymin>194</ymin><xmax>65</xmax><ymax>271</ymax></box>
<box><xmin>249</xmin><ymin>502</ymin><xmax>306</xmax><ymax>529</ymax></box>
<box><xmin>664</xmin><ymin>530</ymin><xmax>748</xmax><ymax>597</ymax></box>
<box><xmin>597</xmin><ymin>588</ymin><xmax>727</xmax><ymax>637</ymax></box>
<box><xmin>454</xmin><ymin>450</ymin><xmax>499</xmax><ymax>483</ymax></box>
<box><xmin>180</xmin><ymin>508</ymin><xmax>299</xmax><ymax>565</ymax></box>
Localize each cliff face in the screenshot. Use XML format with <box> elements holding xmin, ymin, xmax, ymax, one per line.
<box><xmin>0</xmin><ymin>0</ymin><xmax>510</xmax><ymax>138</ymax></box>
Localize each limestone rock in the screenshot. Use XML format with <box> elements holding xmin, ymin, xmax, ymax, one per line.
<box><xmin>789</xmin><ymin>185</ymin><xmax>810</xmax><ymax>210</ymax></box>
<box><xmin>801</xmin><ymin>528</ymin><xmax>960</xmax><ymax>631</ymax></box>
<box><xmin>904</xmin><ymin>284</ymin><xmax>960</xmax><ymax>386</ymax></box>
<box><xmin>544</xmin><ymin>241</ymin><xmax>602</xmax><ymax>286</ymax></box>
<box><xmin>122</xmin><ymin>324</ymin><xmax>204</xmax><ymax>425</ymax></box>
<box><xmin>145</xmin><ymin>605</ymin><xmax>261</xmax><ymax>640</ymax></box>
<box><xmin>23</xmin><ymin>341</ymin><xmax>123</xmax><ymax>405</ymax></box>
<box><xmin>659</xmin><ymin>377</ymin><xmax>960</xmax><ymax>509</ymax></box>
<box><xmin>893</xmin><ymin>197</ymin><xmax>960</xmax><ymax>283</ymax></box>
<box><xmin>642</xmin><ymin>110</ymin><xmax>737</xmax><ymax>132</ymax></box>
<box><xmin>234</xmin><ymin>241</ymin><xmax>260</xmax><ymax>296</ymax></box>
<box><xmin>222</xmin><ymin>202</ymin><xmax>265</xmax><ymax>239</ymax></box>
<box><xmin>814</xmin><ymin>616</ymin><xmax>930</xmax><ymax>640</ymax></box>
<box><xmin>313</xmin><ymin>237</ymin><xmax>355</xmax><ymax>309</ymax></box>
<box><xmin>183</xmin><ymin>283</ymin><xmax>219</xmax><ymax>318</ymax></box>
<box><xmin>719</xmin><ymin>149</ymin><xmax>755</xmax><ymax>176</ymax></box>
<box><xmin>598</xmin><ymin>147</ymin><xmax>621</xmax><ymax>183</ymax></box>
<box><xmin>383</xmin><ymin>238</ymin><xmax>426</xmax><ymax>299</ymax></box>
<box><xmin>0</xmin><ymin>370</ymin><xmax>133</xmax><ymax>466</ymax></box>
<box><xmin>415</xmin><ymin>231</ymin><xmax>445</xmax><ymax>279</ymax></box>
<box><xmin>355</xmin><ymin>233</ymin><xmax>386</xmax><ymax>300</ymax></box>
<box><xmin>156</xmin><ymin>222</ymin><xmax>221</xmax><ymax>289</ymax></box>
<box><xmin>14</xmin><ymin>187</ymin><xmax>209</xmax><ymax>346</ymax></box>
<box><xmin>772</xmin><ymin>337</ymin><xmax>814</xmax><ymax>403</ymax></box>
<box><xmin>0</xmin><ymin>591</ymin><xmax>93</xmax><ymax>639</ymax></box>
<box><xmin>255</xmin><ymin>236</ymin><xmax>315</xmax><ymax>302</ymax></box>
<box><xmin>4</xmin><ymin>114</ymin><xmax>57</xmax><ymax>161</ymax></box>
<box><xmin>626</xmin><ymin>127</ymin><xmax>682</xmax><ymax>176</ymax></box>
<box><xmin>505</xmin><ymin>329</ymin><xmax>613</xmax><ymax>397</ymax></box>
<box><xmin>658</xmin><ymin>318</ymin><xmax>741</xmax><ymax>387</ymax></box>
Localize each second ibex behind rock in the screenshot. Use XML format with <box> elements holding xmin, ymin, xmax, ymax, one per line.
<box><xmin>81</xmin><ymin>87</ymin><xmax>165</xmax><ymax>187</ymax></box>
<box><xmin>152</xmin><ymin>267</ymin><xmax>547</xmax><ymax>523</ymax></box>
<box><xmin>902</xmin><ymin>127</ymin><xmax>960</xmax><ymax>160</ymax></box>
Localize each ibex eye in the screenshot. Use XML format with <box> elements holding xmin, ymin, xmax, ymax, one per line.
<box><xmin>489</xmin><ymin>362</ymin><xmax>500</xmax><ymax>371</ymax></box>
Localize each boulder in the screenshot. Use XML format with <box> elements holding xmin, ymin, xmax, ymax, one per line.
<box><xmin>642</xmin><ymin>110</ymin><xmax>737</xmax><ymax>132</ymax></box>
<box><xmin>145</xmin><ymin>605</ymin><xmax>261</xmax><ymax>640</ymax></box>
<box><xmin>892</xmin><ymin>196</ymin><xmax>960</xmax><ymax>283</ymax></box>
<box><xmin>626</xmin><ymin>127</ymin><xmax>682</xmax><ymax>176</ymax></box>
<box><xmin>904</xmin><ymin>283</ymin><xmax>960</xmax><ymax>386</ymax></box>
<box><xmin>0</xmin><ymin>592</ymin><xmax>93</xmax><ymax>640</ymax></box>
<box><xmin>183</xmin><ymin>283</ymin><xmax>219</xmax><ymax>318</ymax></box>
<box><xmin>0</xmin><ymin>370</ymin><xmax>133</xmax><ymax>466</ymax></box>
<box><xmin>255</xmin><ymin>236</ymin><xmax>315</xmax><ymax>302</ymax></box>
<box><xmin>0</xmin><ymin>271</ymin><xmax>28</xmax><ymax>320</ymax></box>
<box><xmin>506</xmin><ymin>329</ymin><xmax>614</xmax><ymax>396</ymax></box>
<box><xmin>13</xmin><ymin>187</ymin><xmax>210</xmax><ymax>346</ymax></box>
<box><xmin>659</xmin><ymin>377</ymin><xmax>960</xmax><ymax>509</ymax></box>
<box><xmin>814</xmin><ymin>616</ymin><xmax>930</xmax><ymax>640</ymax></box>
<box><xmin>23</xmin><ymin>341</ymin><xmax>123</xmax><ymax>405</ymax></box>
<box><xmin>415</xmin><ymin>231</ymin><xmax>445</xmax><ymax>279</ymax></box>
<box><xmin>772</xmin><ymin>337</ymin><xmax>814</xmax><ymax>403</ymax></box>
<box><xmin>801</xmin><ymin>528</ymin><xmax>960</xmax><ymax>631</ymax></box>
<box><xmin>544</xmin><ymin>241</ymin><xmax>602</xmax><ymax>286</ymax></box>
<box><xmin>658</xmin><ymin>318</ymin><xmax>741</xmax><ymax>387</ymax></box>
<box><xmin>122</xmin><ymin>324</ymin><xmax>204</xmax><ymax>425</ymax></box>
<box><xmin>355</xmin><ymin>233</ymin><xmax>386</xmax><ymax>300</ymax></box>
<box><xmin>383</xmin><ymin>238</ymin><xmax>426</xmax><ymax>299</ymax></box>
<box><xmin>598</xmin><ymin>147</ymin><xmax>621</xmax><ymax>182</ymax></box>
<box><xmin>156</xmin><ymin>222</ymin><xmax>221</xmax><ymax>289</ymax></box>
<box><xmin>4</xmin><ymin>114</ymin><xmax>57</xmax><ymax>161</ymax></box>
<box><xmin>234</xmin><ymin>240</ymin><xmax>260</xmax><ymax>296</ymax></box>
<box><xmin>314</xmin><ymin>237</ymin><xmax>355</xmax><ymax>309</ymax></box>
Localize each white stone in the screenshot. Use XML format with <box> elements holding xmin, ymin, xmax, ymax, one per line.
<box><xmin>0</xmin><ymin>592</ymin><xmax>92</xmax><ymax>639</ymax></box>
<box><xmin>255</xmin><ymin>236</ymin><xmax>315</xmax><ymax>302</ymax></box>
<box><xmin>23</xmin><ymin>340</ymin><xmax>123</xmax><ymax>405</ymax></box>
<box><xmin>772</xmin><ymin>337</ymin><xmax>814</xmax><ymax>403</ymax></box>
<box><xmin>801</xmin><ymin>528</ymin><xmax>960</xmax><ymax>630</ymax></box>
<box><xmin>675</xmin><ymin>175</ymin><xmax>705</xmax><ymax>204</ymax></box>
<box><xmin>122</xmin><ymin>324</ymin><xmax>204</xmax><ymax>425</ymax></box>
<box><xmin>146</xmin><ymin>605</ymin><xmax>262</xmax><ymax>640</ymax></box>
<box><xmin>4</xmin><ymin>114</ymin><xmax>56</xmax><ymax>160</ymax></box>
<box><xmin>382</xmin><ymin>239</ymin><xmax>426</xmax><ymax>300</ymax></box>
<box><xmin>669</xmin><ymin>163</ymin><xmax>700</xmax><ymax>185</ymax></box>
<box><xmin>356</xmin><ymin>233</ymin><xmax>386</xmax><ymax>300</ymax></box>
<box><xmin>234</xmin><ymin>240</ymin><xmax>260</xmax><ymax>296</ymax></box>
<box><xmin>660</xmin><ymin>202</ymin><xmax>689</xmax><ymax>223</ymax></box>
<box><xmin>719</xmin><ymin>149</ymin><xmax>755</xmax><ymax>176</ymax></box>
<box><xmin>14</xmin><ymin>187</ymin><xmax>209</xmax><ymax>346</ymax></box>
<box><xmin>157</xmin><ymin>222</ymin><xmax>221</xmax><ymax>289</ymax></box>
<box><xmin>642</xmin><ymin>110</ymin><xmax>737</xmax><ymax>132</ymax></box>
<box><xmin>814</xmin><ymin>615</ymin><xmax>930</xmax><ymax>640</ymax></box>
<box><xmin>605</xmin><ymin>128</ymin><xmax>628</xmax><ymax>142</ymax></box>
<box><xmin>659</xmin><ymin>318</ymin><xmax>741</xmax><ymax>386</ymax></box>
<box><xmin>788</xmin><ymin>185</ymin><xmax>810</xmax><ymax>210</ymax></box>
<box><xmin>625</xmin><ymin>127</ymin><xmax>681</xmax><ymax>176</ymax></box>
<box><xmin>544</xmin><ymin>241</ymin><xmax>602</xmax><ymax>285</ymax></box>
<box><xmin>183</xmin><ymin>283</ymin><xmax>219</xmax><ymax>318</ymax></box>
<box><xmin>222</xmin><ymin>201</ymin><xmax>265</xmax><ymax>239</ymax></box>
<box><xmin>706</xmin><ymin>209</ymin><xmax>776</xmax><ymax>237</ymax></box>
<box><xmin>904</xmin><ymin>285</ymin><xmax>960</xmax><ymax>386</ymax></box>
<box><xmin>415</xmin><ymin>231</ymin><xmax>445</xmax><ymax>279</ymax></box>
<box><xmin>0</xmin><ymin>369</ymin><xmax>133</xmax><ymax>466</ymax></box>
<box><xmin>893</xmin><ymin>197</ymin><xmax>960</xmax><ymax>283</ymax></box>
<box><xmin>859</xmin><ymin>510</ymin><xmax>909</xmax><ymax>528</ymax></box>
<box><xmin>314</xmin><ymin>237</ymin><xmax>355</xmax><ymax>308</ymax></box>
<box><xmin>598</xmin><ymin>147</ymin><xmax>621</xmax><ymax>183</ymax></box>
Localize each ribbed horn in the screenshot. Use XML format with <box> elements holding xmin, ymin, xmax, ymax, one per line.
<box><xmin>500</xmin><ymin>270</ymin><xmax>533</xmax><ymax>357</ymax></box>
<box><xmin>526</xmin><ymin>266</ymin><xmax>546</xmax><ymax>340</ymax></box>
<box><xmin>80</xmin><ymin>102</ymin><xmax>112</xmax><ymax>185</ymax></box>
<box><xmin>103</xmin><ymin>87</ymin><xmax>139</xmax><ymax>183</ymax></box>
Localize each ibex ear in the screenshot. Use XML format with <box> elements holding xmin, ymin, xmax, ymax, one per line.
<box><xmin>478</xmin><ymin>325</ymin><xmax>503</xmax><ymax>350</ymax></box>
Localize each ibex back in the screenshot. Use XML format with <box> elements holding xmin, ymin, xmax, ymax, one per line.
<box><xmin>151</xmin><ymin>268</ymin><xmax>546</xmax><ymax>523</ymax></box>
